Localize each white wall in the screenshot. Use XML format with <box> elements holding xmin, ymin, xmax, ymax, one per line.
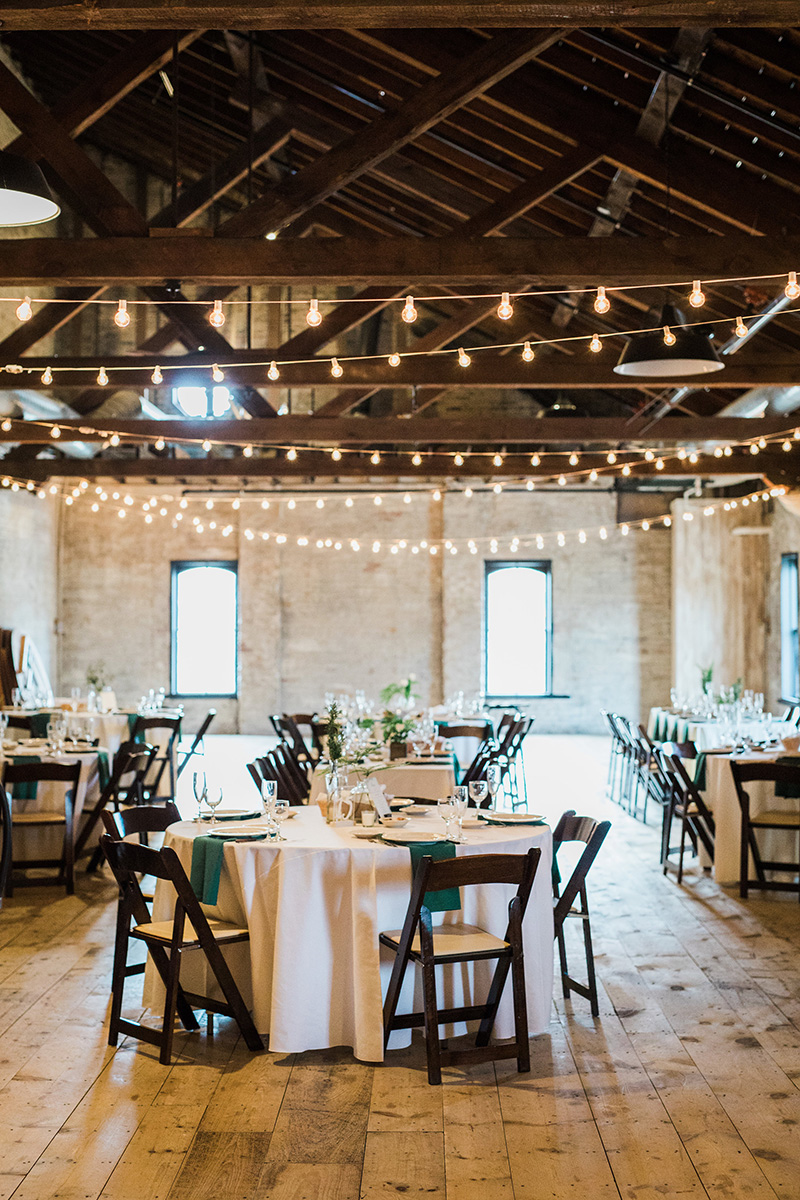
<box><xmin>0</xmin><ymin>490</ymin><xmax>59</xmax><ymax>681</ymax></box>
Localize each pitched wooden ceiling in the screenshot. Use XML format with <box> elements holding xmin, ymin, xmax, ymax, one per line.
<box><xmin>1</xmin><ymin>15</ymin><xmax>800</xmax><ymax>484</ymax></box>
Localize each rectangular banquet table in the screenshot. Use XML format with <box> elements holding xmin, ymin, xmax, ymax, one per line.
<box><xmin>145</xmin><ymin>806</ymin><xmax>554</xmax><ymax>1062</ymax></box>
<box><xmin>308</xmin><ymin>756</ymin><xmax>456</xmax><ymax>806</ymax></box>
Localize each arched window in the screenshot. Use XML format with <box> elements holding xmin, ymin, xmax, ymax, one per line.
<box><xmin>171</xmin><ymin>561</ymin><xmax>238</xmax><ymax>696</ymax></box>
<box><xmin>484</xmin><ymin>561</ymin><xmax>552</xmax><ymax>697</ymax></box>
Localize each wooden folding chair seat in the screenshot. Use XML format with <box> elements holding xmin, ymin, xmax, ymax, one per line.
<box><xmin>100</xmin><ymin>834</ymin><xmax>264</xmax><ymax>1064</ymax></box>
<box><xmin>78</xmin><ymin>740</ymin><xmax>157</xmax><ymax>870</ymax></box>
<box><xmin>129</xmin><ymin>715</ymin><xmax>181</xmax><ymax>801</ymax></box>
<box><xmin>2</xmin><ymin>759</ymin><xmax>82</xmax><ymax>895</ymax></box>
<box><xmin>729</xmin><ymin>760</ymin><xmax>800</xmax><ymax>899</ymax></box>
<box><xmin>381</xmin><ymin>847</ymin><xmax>541</xmax><ymax>1085</ymax></box>
<box><xmin>176</xmin><ymin>709</ymin><xmax>216</xmax><ymax>779</ymax></box>
<box><xmin>551</xmin><ymin>810</ymin><xmax>611</xmax><ymax>1018</ymax></box>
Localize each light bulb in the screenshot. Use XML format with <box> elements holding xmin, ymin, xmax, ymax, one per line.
<box><xmin>644</xmin><ymin>449</ymin><xmax>654</xmax><ymax>461</ymax></box>
<box><xmin>522</xmin><ymin>341</ymin><xmax>534</xmax><ymax>362</ymax></box>
<box><xmin>50</xmin><ymin>425</ymin><xmax>61</xmax><ymax>439</ymax></box>
<box><xmin>465</xmin><ymin>487</ymin><xmax>473</xmax><ymax>497</ymax></box>
<box><xmin>589</xmin><ymin>469</ymin><xmax>598</xmax><ymax>482</ymax></box>
<box><xmin>432</xmin><ymin>490</ymin><xmax>441</xmax><ymax>501</ymax></box>
<box><xmin>345</xmin><ymin>497</ymin><xmax>353</xmax><ymax>507</ymax></box>
<box><xmin>268</xmin><ymin>361</ymin><xmax>280</xmax><ymax>381</ymax></box>
<box><xmin>558</xmin><ymin>474</ymin><xmax>566</xmax><ymax>486</ymax></box>
<box><xmin>569</xmin><ymin>453</ymin><xmax>579</xmax><ymax>466</ymax></box>
<box><xmin>202</xmin><ymin>439</ymin><xmax>212</xmax><ymax>451</ymax></box>
<box><xmin>331</xmin><ymin>448</ymin><xmax>342</xmax><ymax>461</ymax></box>
<box><xmin>750</xmin><ymin>443</ymin><xmax>759</xmax><ymax>455</ymax></box>
<box><xmin>453</xmin><ymin>453</ymin><xmax>464</xmax><ymax>467</ymax></box>
<box><xmin>714</xmin><ymin>447</ymin><xmax>723</xmax><ymax>458</ymax></box>
<box><xmin>723</xmin><ymin>445</ymin><xmax>732</xmax><ymax>456</ymax></box>
<box><xmin>786</xmin><ymin>271</ymin><xmax>800</xmax><ymax>300</ymax></box>
<box><xmin>370</xmin><ymin>451</ymin><xmax>381</xmax><ymax>465</ymax></box>
<box><xmin>677</xmin><ymin>448</ymin><xmax>686</xmax><ymax>460</ymax></box>
<box><xmin>457</xmin><ymin>348</ymin><xmax>471</xmax><ymax>368</ymax></box>
<box><xmin>97</xmin><ymin>366</ymin><xmax>108</xmax><ymax>385</ymax></box>
<box><xmin>306</xmin><ymin>298</ymin><xmax>322</xmax><ymax>327</ymax></box>
<box><xmin>497</xmin><ymin>291</ymin><xmax>513</xmax><ymax>320</ymax></box>
<box><xmin>758</xmin><ymin>436</ymin><xmax>767</xmax><ymax>448</ymax></box>
<box><xmin>493</xmin><ymin>483</ymin><xmax>502</xmax><ymax>494</ymax></box>
<box><xmin>493</xmin><ymin>453</ymin><xmax>503</xmax><ymax>467</ymax></box>
<box><xmin>155</xmin><ymin>437</ymin><xmax>165</xmax><ymax>451</ymax></box>
<box><xmin>664</xmin><ymin>516</ymin><xmax>672</xmax><ymax>527</ymax></box>
<box><xmin>15</xmin><ymin>297</ymin><xmax>32</xmax><ymax>322</ymax></box>
<box><xmin>689</xmin><ymin>452</ymin><xmax>698</xmax><ymax>464</ymax></box>
<box><xmin>0</xmin><ymin>419</ymin><xmax>9</xmax><ymax>431</ymax></box>
<box><xmin>401</xmin><ymin>296</ymin><xmax>417</xmax><ymax>324</ymax></box>
<box><xmin>242</xmin><ymin>444</ymin><xmax>253</xmax><ymax>457</ymax></box>
<box><xmin>594</xmin><ymin>286</ymin><xmax>610</xmax><ymax>314</ymax></box>
<box><xmin>784</xmin><ymin>439</ymin><xmax>793</xmax><ymax>452</ymax></box>
<box><xmin>114</xmin><ymin>299</ymin><xmax>130</xmax><ymax>328</ymax></box>
<box><xmin>663</xmin><ymin>326</ymin><xmax>676</xmax><ymax>346</ymax></box>
<box><xmin>330</xmin><ymin>357</ymin><xmax>343</xmax><ymax>378</ymax></box>
<box><xmin>734</xmin><ymin>315</ymin><xmax>748</xmax><ymax>338</ymax></box>
<box><xmin>109</xmin><ymin>433</ymin><xmax>120</xmax><ymax>447</ymax></box>
<box><xmin>286</xmin><ymin>447</ymin><xmax>297</xmax><ymax>461</ymax></box>
<box><xmin>530</xmin><ymin>454</ymin><xmax>540</xmax><ymax>467</ymax></box>
<box><xmin>388</xmin><ymin>352</ymin><xmax>401</xmax><ymax>367</ymax></box>
<box><xmin>41</xmin><ymin>365</ymin><xmax>53</xmax><ymax>385</ymax></box>
<box><xmin>606</xmin><ymin>451</ymin><xmax>616</xmax><ymax>464</ymax></box>
<box><xmin>622</xmin><ymin>463</ymin><xmax>631</xmax><ymax>476</ymax></box>
<box><xmin>412</xmin><ymin>452</ymin><xmax>422</xmax><ymax>466</ymax></box>
<box><xmin>642</xmin><ymin>520</ymin><xmax>650</xmax><ymax>531</ymax></box>
<box><xmin>655</xmin><ymin>458</ymin><xmax>665</xmax><ymax>470</ymax></box>
<box><xmin>209</xmin><ymin>299</ymin><xmax>225</xmax><ymax>327</ymax></box>
<box><xmin>404</xmin><ymin>492</ymin><xmax>412</xmax><ymax>504</ymax></box>
<box><xmin>316</xmin><ymin>498</ymin><xmax>325</xmax><ymax>509</ymax></box>
<box><xmin>689</xmin><ymin>279</ymin><xmax>705</xmax><ymax>308</ymax></box>
<box><xmin>151</xmin><ymin>365</ymin><xmax>163</xmax><ymax>384</ymax></box>
<box><xmin>374</xmin><ymin>495</ymin><xmax>382</xmax><ymax>506</ymax></box>
<box><xmin>589</xmin><ymin>333</ymin><xmax>602</xmax><ymax>353</ymax></box>
<box><xmin>212</xmin><ymin>364</ymin><xmax>224</xmax><ymax>383</ymax></box>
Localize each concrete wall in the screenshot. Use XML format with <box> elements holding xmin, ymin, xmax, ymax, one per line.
<box><xmin>0</xmin><ymin>490</ymin><xmax>59</xmax><ymax>681</ymax></box>
<box><xmin>57</xmin><ymin>485</ymin><xmax>672</xmax><ymax>733</ymax></box>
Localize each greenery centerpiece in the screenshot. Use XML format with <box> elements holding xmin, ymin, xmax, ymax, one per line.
<box><xmin>320</xmin><ymin>700</ymin><xmax>387</xmax><ymax>820</ymax></box>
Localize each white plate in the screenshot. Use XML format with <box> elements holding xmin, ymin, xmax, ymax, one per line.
<box><xmin>381</xmin><ymin>830</ymin><xmax>446</xmax><ymax>845</ymax></box>
<box><xmin>403</xmin><ymin>805</ymin><xmax>431</xmax><ymax>816</ymax></box>
<box><xmin>481</xmin><ymin>812</ymin><xmax>546</xmax><ymax>825</ymax></box>
<box><xmin>206</xmin><ymin>828</ymin><xmax>268</xmax><ymax>840</ymax></box>
<box><xmin>460</xmin><ymin>817</ymin><xmax>486</xmax><ymax>829</ymax></box>
<box><xmin>389</xmin><ymin>798</ymin><xmax>414</xmax><ymax>808</ymax></box>
<box><xmin>352</xmin><ymin>828</ymin><xmax>382</xmax><ymax>838</ymax></box>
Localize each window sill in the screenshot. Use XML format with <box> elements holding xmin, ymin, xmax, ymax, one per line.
<box><xmin>487</xmin><ymin>694</ymin><xmax>570</xmax><ymax>702</ymax></box>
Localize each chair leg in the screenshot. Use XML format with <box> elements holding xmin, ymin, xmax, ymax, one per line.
<box><xmin>740</xmin><ymin>812</ymin><xmax>750</xmax><ymax>899</ymax></box>
<box><xmin>63</xmin><ymin>810</ymin><xmax>75</xmax><ymax>896</ymax></box>
<box><xmin>382</xmin><ymin>949</ymin><xmax>410</xmax><ymax>1051</ymax></box>
<box><xmin>159</xmin><ymin>946</ymin><xmax>182</xmax><ymax>1065</ymax></box>
<box><xmin>581</xmin><ymin>905</ymin><xmax>599</xmax><ymax>1019</ymax></box>
<box><xmin>556</xmin><ymin>924</ymin><xmax>570</xmax><ymax>1000</ymax></box>
<box><xmin>108</xmin><ymin>904</ymin><xmax>131</xmax><ymax>1047</ymax></box>
<box><xmin>420</xmin><ymin>955</ymin><xmax>441</xmax><ymax>1086</ymax></box>
<box><xmin>200</xmin><ymin>936</ymin><xmax>263</xmax><ymax>1052</ymax></box>
<box><xmin>509</xmin><ymin>911</ymin><xmax>529</xmax><ymax>1073</ymax></box>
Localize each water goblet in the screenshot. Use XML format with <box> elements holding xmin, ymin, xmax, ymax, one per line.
<box><xmin>486</xmin><ymin>763</ymin><xmax>502</xmax><ymax>811</ymax></box>
<box><xmin>468</xmin><ymin>780</ymin><xmax>488</xmax><ymax>810</ymax></box>
<box><xmin>273</xmin><ymin>796</ymin><xmax>290</xmax><ymax>840</ymax></box>
<box><xmin>437</xmin><ymin>796</ymin><xmax>455</xmax><ymax>841</ymax></box>
<box><xmin>261</xmin><ymin>778</ymin><xmax>277</xmax><ymax>819</ymax></box>
<box><xmin>452</xmin><ymin>786</ymin><xmax>468</xmax><ymax>842</ymax></box>
<box><xmin>0</xmin><ymin>713</ymin><xmax>7</xmax><ymax>743</ymax></box>
<box><xmin>206</xmin><ymin>786</ymin><xmax>223</xmax><ymax>825</ymax></box>
<box><xmin>192</xmin><ymin>770</ymin><xmax>208</xmax><ymax>820</ymax></box>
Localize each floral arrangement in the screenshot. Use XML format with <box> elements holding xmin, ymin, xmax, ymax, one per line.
<box><xmin>699</xmin><ymin>663</ymin><xmax>714</xmax><ymax>690</ymax></box>
<box><xmin>381</xmin><ymin>709</ymin><xmax>418</xmax><ymax>746</ymax></box>
<box><xmin>380</xmin><ymin>674</ymin><xmax>419</xmax><ymax>712</ymax></box>
<box><xmin>86</xmin><ymin>663</ymin><xmax>110</xmax><ymax>690</ymax></box>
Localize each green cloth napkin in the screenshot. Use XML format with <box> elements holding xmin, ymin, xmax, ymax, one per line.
<box><xmin>409</xmin><ymin>839</ymin><xmax>460</xmax><ymax>912</ymax></box>
<box><xmin>190</xmin><ymin>835</ymin><xmax>229</xmax><ymax>905</ymax></box>
<box><xmin>127</xmin><ymin>714</ymin><xmax>138</xmax><ymax>737</ymax></box>
<box><xmin>11</xmin><ymin>754</ymin><xmax>39</xmax><ymax>800</ymax></box>
<box><xmin>774</xmin><ymin>756</ymin><xmax>800</xmax><ymax>798</ymax></box>
<box><xmin>97</xmin><ymin>750</ymin><xmax>110</xmax><ymax>790</ymax></box>
<box><xmin>693</xmin><ymin>752</ymin><xmax>707</xmax><ymax>791</ymax></box>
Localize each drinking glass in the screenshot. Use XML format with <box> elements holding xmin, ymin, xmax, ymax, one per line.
<box><xmin>261</xmin><ymin>779</ymin><xmax>277</xmax><ymax>821</ymax></box>
<box><xmin>192</xmin><ymin>770</ymin><xmax>207</xmax><ymax>820</ymax></box>
<box><xmin>70</xmin><ymin>686</ymin><xmax>81</xmax><ymax>712</ymax></box>
<box><xmin>452</xmin><ymin>786</ymin><xmax>468</xmax><ymax>842</ymax></box>
<box><xmin>437</xmin><ymin>796</ymin><xmax>455</xmax><ymax>841</ymax></box>
<box><xmin>468</xmin><ymin>780</ymin><xmax>488</xmax><ymax>809</ymax></box>
<box><xmin>46</xmin><ymin>716</ymin><xmax>58</xmax><ymax>753</ymax></box>
<box><xmin>0</xmin><ymin>713</ymin><xmax>7</xmax><ymax>742</ymax></box>
<box><xmin>11</xmin><ymin>689</ymin><xmax>21</xmax><ymax>709</ymax></box>
<box><xmin>273</xmin><ymin>796</ymin><xmax>290</xmax><ymax>840</ymax></box>
<box><xmin>486</xmin><ymin>763</ymin><xmax>502</xmax><ymax>811</ymax></box>
<box><xmin>206</xmin><ymin>787</ymin><xmax>223</xmax><ymax>825</ymax></box>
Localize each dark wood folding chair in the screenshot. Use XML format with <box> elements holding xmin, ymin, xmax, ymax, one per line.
<box><xmin>729</xmin><ymin>760</ymin><xmax>800</xmax><ymax>899</ymax></box>
<box><xmin>658</xmin><ymin>751</ymin><xmax>714</xmax><ymax>883</ymax></box>
<box><xmin>129</xmin><ymin>715</ymin><xmax>182</xmax><ymax>801</ymax></box>
<box><xmin>78</xmin><ymin>740</ymin><xmax>158</xmax><ymax>870</ymax></box>
<box><xmin>290</xmin><ymin>713</ymin><xmax>323</xmax><ymax>759</ymax></box>
<box><xmin>270</xmin><ymin>714</ymin><xmax>312</xmax><ymax>762</ymax></box>
<box><xmin>381</xmin><ymin>847</ymin><xmax>541</xmax><ymax>1085</ymax></box>
<box><xmin>0</xmin><ymin>782</ymin><xmax>10</xmax><ymax>907</ymax></box>
<box><xmin>100</xmin><ymin>834</ymin><xmax>264</xmax><ymax>1065</ymax></box>
<box><xmin>551</xmin><ymin>810</ymin><xmax>611</xmax><ymax>1018</ymax></box>
<box><xmin>2</xmin><ymin>759</ymin><xmax>82</xmax><ymax>895</ymax></box>
<box><xmin>496</xmin><ymin>716</ymin><xmax>533</xmax><ymax>809</ymax></box>
<box><xmin>176</xmin><ymin>708</ymin><xmax>216</xmax><ymax>779</ymax></box>
<box><xmin>257</xmin><ymin>745</ymin><xmax>309</xmax><ymax>804</ymax></box>
<box><xmin>246</xmin><ymin>759</ymin><xmax>265</xmax><ymax>797</ymax></box>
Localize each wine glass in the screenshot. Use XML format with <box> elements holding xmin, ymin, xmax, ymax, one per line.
<box><xmin>273</xmin><ymin>796</ymin><xmax>290</xmax><ymax>840</ymax></box>
<box><xmin>468</xmin><ymin>780</ymin><xmax>488</xmax><ymax>809</ymax></box>
<box><xmin>206</xmin><ymin>786</ymin><xmax>223</xmax><ymax>825</ymax></box>
<box><xmin>452</xmin><ymin>786</ymin><xmax>469</xmax><ymax>842</ymax></box>
<box><xmin>437</xmin><ymin>796</ymin><xmax>455</xmax><ymax>841</ymax></box>
<box><xmin>193</xmin><ymin>770</ymin><xmax>207</xmax><ymax>820</ymax></box>
<box><xmin>261</xmin><ymin>779</ymin><xmax>277</xmax><ymax>823</ymax></box>
<box><xmin>486</xmin><ymin>763</ymin><xmax>502</xmax><ymax>811</ymax></box>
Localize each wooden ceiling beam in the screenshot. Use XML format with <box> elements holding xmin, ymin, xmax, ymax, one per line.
<box><xmin>3</xmin><ymin>4</ymin><xmax>798</xmax><ymax>31</ymax></box>
<box><xmin>215</xmin><ymin>29</ymin><xmax>565</xmax><ymax>239</ymax></box>
<box><xmin>3</xmin><ymin>416</ymin><xmax>797</xmax><ymax>444</ymax></box>
<box><xmin>2</xmin><ymin>232</ymin><xmax>799</xmax><ymax>286</ymax></box>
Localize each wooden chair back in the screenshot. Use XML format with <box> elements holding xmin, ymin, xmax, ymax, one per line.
<box><xmin>129</xmin><ymin>715</ymin><xmax>181</xmax><ymax>799</ymax></box>
<box><xmin>271</xmin><ymin>714</ymin><xmax>311</xmax><ymax>761</ymax></box>
<box><xmin>76</xmin><ymin>740</ymin><xmax>157</xmax><ymax>865</ymax></box>
<box><xmin>551</xmin><ymin>809</ymin><xmax>611</xmax><ymax>1017</ymax></box>
<box><xmin>289</xmin><ymin>713</ymin><xmax>323</xmax><ymax>757</ymax></box>
<box><xmin>176</xmin><ymin>708</ymin><xmax>216</xmax><ymax>779</ymax></box>
<box><xmin>0</xmin><ymin>782</ymin><xmax>10</xmax><ymax>904</ymax></box>
<box><xmin>101</xmin><ymin>800</ymin><xmax>181</xmax><ymax>842</ymax></box>
<box><xmin>2</xmin><ymin>758</ymin><xmax>82</xmax><ymax>894</ymax></box>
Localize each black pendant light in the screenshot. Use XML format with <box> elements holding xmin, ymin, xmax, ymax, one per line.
<box><xmin>0</xmin><ymin>151</ymin><xmax>60</xmax><ymax>226</ymax></box>
<box><xmin>614</xmin><ymin>303</ymin><xmax>724</xmax><ymax>378</ymax></box>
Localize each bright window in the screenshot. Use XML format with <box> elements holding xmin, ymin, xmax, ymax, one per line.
<box><xmin>173</xmin><ymin>386</ymin><xmax>232</xmax><ymax>418</ymax></box>
<box><xmin>780</xmin><ymin>553</ymin><xmax>799</xmax><ymax>702</ymax></box>
<box><xmin>484</xmin><ymin>561</ymin><xmax>552</xmax><ymax>696</ymax></box>
<box><xmin>171</xmin><ymin>561</ymin><xmax>238</xmax><ymax>696</ymax></box>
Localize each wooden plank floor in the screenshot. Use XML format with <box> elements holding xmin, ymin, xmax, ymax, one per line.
<box><xmin>0</xmin><ymin>735</ymin><xmax>798</xmax><ymax>1200</ymax></box>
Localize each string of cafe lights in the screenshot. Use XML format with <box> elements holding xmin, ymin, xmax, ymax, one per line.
<box><xmin>4</xmin><ymin>271</ymin><xmax>800</xmax><ymax>388</ymax></box>
<box><xmin>0</xmin><ymin>475</ymin><xmax>784</xmax><ymax>554</ymax></box>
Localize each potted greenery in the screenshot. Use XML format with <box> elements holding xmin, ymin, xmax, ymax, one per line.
<box><xmin>381</xmin><ymin>709</ymin><xmax>418</xmax><ymax>760</ymax></box>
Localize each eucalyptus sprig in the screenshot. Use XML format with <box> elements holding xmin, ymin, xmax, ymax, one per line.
<box><xmin>325</xmin><ymin>699</ymin><xmax>346</xmax><ymax>763</ymax></box>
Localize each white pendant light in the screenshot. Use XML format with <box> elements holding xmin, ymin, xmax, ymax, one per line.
<box><xmin>0</xmin><ymin>152</ymin><xmax>60</xmax><ymax>226</ymax></box>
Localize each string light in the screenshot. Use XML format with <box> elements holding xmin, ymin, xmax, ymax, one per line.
<box><xmin>268</xmin><ymin>361</ymin><xmax>280</xmax><ymax>381</ymax></box>
<box><xmin>457</xmin><ymin>348</ymin><xmax>471</xmax><ymax>368</ymax></box>
<box><xmin>114</xmin><ymin>300</ymin><xmax>130</xmax><ymax>328</ymax></box>
<box><xmin>212</xmin><ymin>364</ymin><xmax>225</xmax><ymax>383</ymax></box>
<box><xmin>401</xmin><ymin>296</ymin><xmax>417</xmax><ymax>324</ymax></box>
<box><xmin>594</xmin><ymin>286</ymin><xmax>610</xmax><ymax>314</ymax></box>
<box><xmin>154</xmin><ymin>437</ymin><xmax>166</xmax><ymax>451</ymax></box>
<box><xmin>663</xmin><ymin>326</ymin><xmax>676</xmax><ymax>346</ymax></box>
<box><xmin>403</xmin><ymin>493</ymin><xmax>412</xmax><ymax>504</ymax></box>
<box><xmin>202</xmin><ymin>439</ymin><xmax>212</xmax><ymax>452</ymax></box>
<box><xmin>370</xmin><ymin>451</ymin><xmax>381</xmax><ymax>465</ymax></box>
<box><xmin>655</xmin><ymin>458</ymin><xmax>665</xmax><ymax>470</ymax></box>
<box><xmin>569</xmin><ymin>453</ymin><xmax>579</xmax><ymax>466</ymax></box>
<box><xmin>209</xmin><ymin>299</ymin><xmax>225</xmax><ymax>328</ymax></box>
<box><xmin>493</xmin><ymin>453</ymin><xmax>503</xmax><ymax>467</ymax></box>
<box><xmin>522</xmin><ymin>341</ymin><xmax>535</xmax><ymax>362</ymax></box>
<box><xmin>388</xmin><ymin>352</ymin><xmax>401</xmax><ymax>367</ymax></box>
<box><xmin>589</xmin><ymin>333</ymin><xmax>602</xmax><ymax>353</ymax></box>
<box><xmin>306</xmin><ymin>298</ymin><xmax>322</xmax><ymax>327</ymax></box>
<box><xmin>621</xmin><ymin>463</ymin><xmax>631</xmax><ymax>476</ymax></box>
<box><xmin>589</xmin><ymin>469</ymin><xmax>598</xmax><ymax>482</ymax></box>
<box><xmin>50</xmin><ymin>425</ymin><xmax>61</xmax><ymax>439</ymax></box>
<box><xmin>330</xmin><ymin>357</ymin><xmax>343</xmax><ymax>378</ymax></box>
<box><xmin>734</xmin><ymin>316</ymin><xmax>748</xmax><ymax>338</ymax></box>
<box><xmin>497</xmin><ymin>291</ymin><xmax>514</xmax><ymax>320</ymax></box>
<box><xmin>331</xmin><ymin>448</ymin><xmax>342</xmax><ymax>462</ymax></box>
<box><xmin>242</xmin><ymin>444</ymin><xmax>253</xmax><ymax>458</ymax></box>
<box><xmin>41</xmin><ymin>365</ymin><xmax>52</xmax><ymax>385</ymax></box>
<box><xmin>750</xmin><ymin>443</ymin><xmax>759</xmax><ymax>455</ymax></box>
<box><xmin>784</xmin><ymin>439</ymin><xmax>793</xmax><ymax>451</ymax></box>
<box><xmin>151</xmin><ymin>365</ymin><xmax>163</xmax><ymax>384</ymax></box>
<box><xmin>97</xmin><ymin>366</ymin><xmax>108</xmax><ymax>386</ymax></box>
<box><xmin>531</xmin><ymin>454</ymin><xmax>540</xmax><ymax>467</ymax></box>
<box><xmin>689</xmin><ymin>280</ymin><xmax>705</xmax><ymax>308</ymax></box>
<box><xmin>286</xmin><ymin>448</ymin><xmax>298</xmax><ymax>461</ymax></box>
<box><xmin>15</xmin><ymin>297</ymin><xmax>32</xmax><ymax>322</ymax></box>
<box><xmin>557</xmin><ymin>474</ymin><xmax>566</xmax><ymax>486</ymax></box>
<box><xmin>0</xmin><ymin>419</ymin><xmax>10</xmax><ymax>431</ymax></box>
<box><xmin>689</xmin><ymin>452</ymin><xmax>698</xmax><ymax>464</ymax></box>
<box><xmin>606</xmin><ymin>451</ymin><xmax>616</xmax><ymax>464</ymax></box>
<box><xmin>412</xmin><ymin>452</ymin><xmax>422</xmax><ymax>466</ymax></box>
<box><xmin>109</xmin><ymin>433</ymin><xmax>120</xmax><ymax>446</ymax></box>
<box><xmin>786</xmin><ymin>271</ymin><xmax>800</xmax><ymax>300</ymax></box>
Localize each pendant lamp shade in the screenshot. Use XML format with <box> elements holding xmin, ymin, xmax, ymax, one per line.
<box><xmin>614</xmin><ymin>304</ymin><xmax>724</xmax><ymax>377</ymax></box>
<box><xmin>0</xmin><ymin>152</ymin><xmax>60</xmax><ymax>226</ymax></box>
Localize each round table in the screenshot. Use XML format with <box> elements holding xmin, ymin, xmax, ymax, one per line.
<box><xmin>146</xmin><ymin>806</ymin><xmax>554</xmax><ymax>1062</ymax></box>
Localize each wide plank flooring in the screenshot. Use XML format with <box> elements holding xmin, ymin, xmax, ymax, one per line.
<box><xmin>0</xmin><ymin>734</ymin><xmax>798</xmax><ymax>1200</ymax></box>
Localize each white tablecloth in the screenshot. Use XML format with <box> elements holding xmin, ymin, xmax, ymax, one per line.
<box><xmin>702</xmin><ymin>750</ymin><xmax>800</xmax><ymax>884</ymax></box>
<box><xmin>1</xmin><ymin>744</ymin><xmax>103</xmax><ymax>860</ymax></box>
<box><xmin>648</xmin><ymin>707</ymin><xmax>794</xmax><ymax>752</ymax></box>
<box><xmin>308</xmin><ymin>758</ymin><xmax>456</xmax><ymax>807</ymax></box>
<box><xmin>146</xmin><ymin>807</ymin><xmax>553</xmax><ymax>1062</ymax></box>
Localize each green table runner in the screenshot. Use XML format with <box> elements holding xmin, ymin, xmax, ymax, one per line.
<box><xmin>409</xmin><ymin>839</ymin><xmax>460</xmax><ymax>912</ymax></box>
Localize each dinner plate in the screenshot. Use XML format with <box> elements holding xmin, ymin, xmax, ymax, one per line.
<box><xmin>381</xmin><ymin>830</ymin><xmax>446</xmax><ymax>845</ymax></box>
<box><xmin>389</xmin><ymin>798</ymin><xmax>414</xmax><ymax>808</ymax></box>
<box><xmin>481</xmin><ymin>812</ymin><xmax>546</xmax><ymax>825</ymax></box>
<box><xmin>351</xmin><ymin>828</ymin><xmax>382</xmax><ymax>838</ymax></box>
<box><xmin>460</xmin><ymin>817</ymin><xmax>486</xmax><ymax>829</ymax></box>
<box><xmin>206</xmin><ymin>828</ymin><xmax>268</xmax><ymax>840</ymax></box>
